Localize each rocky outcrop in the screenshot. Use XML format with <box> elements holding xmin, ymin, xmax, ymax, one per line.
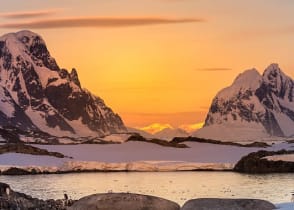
<box><xmin>0</xmin><ymin>143</ymin><xmax>68</xmax><ymax>158</ymax></box>
<box><xmin>171</xmin><ymin>137</ymin><xmax>269</xmax><ymax>148</ymax></box>
<box><xmin>127</xmin><ymin>134</ymin><xmax>189</xmax><ymax>148</ymax></box>
<box><xmin>0</xmin><ymin>182</ymin><xmax>73</xmax><ymax>210</ymax></box>
<box><xmin>181</xmin><ymin>198</ymin><xmax>276</xmax><ymax>210</ymax></box>
<box><xmin>68</xmin><ymin>193</ymin><xmax>180</xmax><ymax>210</ymax></box>
<box><xmin>234</xmin><ymin>150</ymin><xmax>294</xmax><ymax>173</ymax></box>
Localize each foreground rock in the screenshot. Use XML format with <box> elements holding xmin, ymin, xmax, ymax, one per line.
<box><xmin>0</xmin><ymin>183</ymin><xmax>279</xmax><ymax>210</ymax></box>
<box><xmin>0</xmin><ymin>182</ymin><xmax>72</xmax><ymax>210</ymax></box>
<box><xmin>181</xmin><ymin>198</ymin><xmax>276</xmax><ymax>210</ymax></box>
<box><xmin>234</xmin><ymin>150</ymin><xmax>294</xmax><ymax>173</ymax></box>
<box><xmin>68</xmin><ymin>193</ymin><xmax>180</xmax><ymax>210</ymax></box>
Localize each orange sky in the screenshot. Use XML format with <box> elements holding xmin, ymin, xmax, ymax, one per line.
<box><xmin>1</xmin><ymin>0</ymin><xmax>294</xmax><ymax>129</ymax></box>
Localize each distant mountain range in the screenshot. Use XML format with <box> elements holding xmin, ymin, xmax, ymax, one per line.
<box><xmin>0</xmin><ymin>30</ymin><xmax>126</xmax><ymax>139</ymax></box>
<box><xmin>134</xmin><ymin>123</ymin><xmax>190</xmax><ymax>140</ymax></box>
<box><xmin>153</xmin><ymin>128</ymin><xmax>189</xmax><ymax>140</ymax></box>
<box><xmin>194</xmin><ymin>64</ymin><xmax>294</xmax><ymax>141</ymax></box>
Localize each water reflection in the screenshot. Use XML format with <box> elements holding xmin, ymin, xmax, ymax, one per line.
<box><xmin>2</xmin><ymin>172</ymin><xmax>294</xmax><ymax>205</ymax></box>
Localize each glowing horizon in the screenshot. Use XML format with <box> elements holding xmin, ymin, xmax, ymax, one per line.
<box><xmin>1</xmin><ymin>0</ymin><xmax>294</xmax><ymax>129</ymax></box>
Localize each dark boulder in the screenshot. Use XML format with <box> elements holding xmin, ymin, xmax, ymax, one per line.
<box><xmin>181</xmin><ymin>198</ymin><xmax>276</xmax><ymax>210</ymax></box>
<box><xmin>68</xmin><ymin>193</ymin><xmax>180</xmax><ymax>210</ymax></box>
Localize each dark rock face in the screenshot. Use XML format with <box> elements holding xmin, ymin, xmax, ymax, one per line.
<box><xmin>68</xmin><ymin>193</ymin><xmax>180</xmax><ymax>210</ymax></box>
<box><xmin>0</xmin><ymin>30</ymin><xmax>126</xmax><ymax>139</ymax></box>
<box><xmin>204</xmin><ymin>64</ymin><xmax>294</xmax><ymax>137</ymax></box>
<box><xmin>181</xmin><ymin>198</ymin><xmax>276</xmax><ymax>210</ymax></box>
<box><xmin>234</xmin><ymin>150</ymin><xmax>294</xmax><ymax>173</ymax></box>
<box><xmin>0</xmin><ymin>86</ymin><xmax>37</xmax><ymax>132</ymax></box>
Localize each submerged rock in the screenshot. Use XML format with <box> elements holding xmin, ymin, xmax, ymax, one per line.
<box><xmin>68</xmin><ymin>193</ymin><xmax>180</xmax><ymax>210</ymax></box>
<box><xmin>181</xmin><ymin>198</ymin><xmax>276</xmax><ymax>210</ymax></box>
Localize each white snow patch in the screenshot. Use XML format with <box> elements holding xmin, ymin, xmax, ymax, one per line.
<box><xmin>264</xmin><ymin>154</ymin><xmax>294</xmax><ymax>162</ymax></box>
<box><xmin>273</xmin><ymin>112</ymin><xmax>294</xmax><ymax>137</ymax></box>
<box><xmin>65</xmin><ymin>118</ymin><xmax>99</xmax><ymax>137</ymax></box>
<box><xmin>58</xmin><ymin>161</ymin><xmax>233</xmax><ymax>172</ymax></box>
<box><xmin>154</xmin><ymin>128</ymin><xmax>189</xmax><ymax>141</ymax></box>
<box><xmin>0</xmin><ymin>153</ymin><xmax>68</xmax><ymax>167</ymax></box>
<box><xmin>217</xmin><ymin>69</ymin><xmax>262</xmax><ymax>99</ymax></box>
<box><xmin>127</xmin><ymin>127</ymin><xmax>155</xmax><ymax>139</ymax></box>
<box><xmin>47</xmin><ymin>78</ymin><xmax>68</xmax><ymax>87</ymax></box>
<box><xmin>25</xmin><ymin>107</ymin><xmax>74</xmax><ymax>137</ymax></box>
<box><xmin>194</xmin><ymin>121</ymin><xmax>269</xmax><ymax>142</ymax></box>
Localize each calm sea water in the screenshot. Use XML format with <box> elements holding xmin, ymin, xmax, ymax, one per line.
<box><xmin>1</xmin><ymin>172</ymin><xmax>294</xmax><ymax>205</ymax></box>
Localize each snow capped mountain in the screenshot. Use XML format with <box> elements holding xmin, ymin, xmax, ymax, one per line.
<box><xmin>194</xmin><ymin>64</ymin><xmax>294</xmax><ymax>141</ymax></box>
<box><xmin>0</xmin><ymin>30</ymin><xmax>126</xmax><ymax>139</ymax></box>
<box><xmin>154</xmin><ymin>128</ymin><xmax>189</xmax><ymax>141</ymax></box>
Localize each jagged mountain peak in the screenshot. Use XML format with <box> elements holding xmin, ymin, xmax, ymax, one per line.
<box><xmin>0</xmin><ymin>30</ymin><xmax>59</xmax><ymax>74</ymax></box>
<box><xmin>195</xmin><ymin>63</ymin><xmax>294</xmax><ymax>141</ymax></box>
<box><xmin>233</xmin><ymin>68</ymin><xmax>260</xmax><ymax>86</ymax></box>
<box><xmin>0</xmin><ymin>30</ymin><xmax>126</xmax><ymax>140</ymax></box>
<box><xmin>1</xmin><ymin>30</ymin><xmax>46</xmax><ymax>47</ymax></box>
<box><xmin>217</xmin><ymin>68</ymin><xmax>262</xmax><ymax>99</ymax></box>
<box><xmin>262</xmin><ymin>63</ymin><xmax>293</xmax><ymax>98</ymax></box>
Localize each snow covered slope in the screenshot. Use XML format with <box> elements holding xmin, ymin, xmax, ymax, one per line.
<box><xmin>0</xmin><ymin>30</ymin><xmax>126</xmax><ymax>139</ymax></box>
<box><xmin>0</xmin><ymin>141</ymin><xmax>292</xmax><ymax>172</ymax></box>
<box><xmin>194</xmin><ymin>64</ymin><xmax>294</xmax><ymax>141</ymax></box>
<box><xmin>154</xmin><ymin>128</ymin><xmax>189</xmax><ymax>140</ymax></box>
<box><xmin>127</xmin><ymin>127</ymin><xmax>155</xmax><ymax>139</ymax></box>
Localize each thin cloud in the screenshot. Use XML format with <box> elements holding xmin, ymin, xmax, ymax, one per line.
<box><xmin>195</xmin><ymin>68</ymin><xmax>232</xmax><ymax>72</ymax></box>
<box><xmin>0</xmin><ymin>16</ymin><xmax>204</xmax><ymax>29</ymax></box>
<box><xmin>0</xmin><ymin>9</ymin><xmax>62</xmax><ymax>19</ymax></box>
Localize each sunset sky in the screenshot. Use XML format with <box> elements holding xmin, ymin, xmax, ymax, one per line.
<box><xmin>1</xmin><ymin>0</ymin><xmax>294</xmax><ymax>130</ymax></box>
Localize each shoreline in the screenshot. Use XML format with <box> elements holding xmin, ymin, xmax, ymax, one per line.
<box><xmin>0</xmin><ymin>161</ymin><xmax>234</xmax><ymax>175</ymax></box>
<box><xmin>0</xmin><ymin>168</ymin><xmax>235</xmax><ymax>176</ymax></box>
